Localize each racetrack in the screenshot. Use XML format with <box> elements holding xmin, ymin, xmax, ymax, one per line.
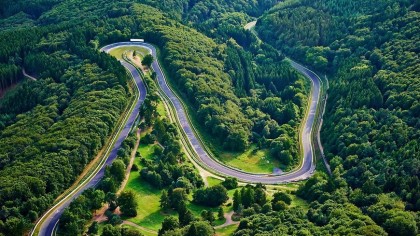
<box><xmin>33</xmin><ymin>49</ymin><xmax>147</xmax><ymax>236</ymax></box>
<box><xmin>103</xmin><ymin>42</ymin><xmax>321</xmax><ymax>184</ymax></box>
<box><xmin>35</xmin><ymin>41</ymin><xmax>323</xmax><ymax>235</ymax></box>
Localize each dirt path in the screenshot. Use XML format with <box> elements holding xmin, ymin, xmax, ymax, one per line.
<box><xmin>123</xmin><ymin>221</ymin><xmax>158</xmax><ymax>235</ymax></box>
<box><xmin>215</xmin><ymin>211</ymin><xmax>239</xmax><ymax>229</ymax></box>
<box><xmin>93</xmin><ymin>128</ymin><xmax>141</xmax><ymax>220</ymax></box>
<box><xmin>118</xmin><ymin>128</ymin><xmax>141</xmax><ymax>194</ymax></box>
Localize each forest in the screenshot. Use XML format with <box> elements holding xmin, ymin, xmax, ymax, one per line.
<box><xmin>0</xmin><ymin>0</ymin><xmax>418</xmax><ymax>235</ymax></box>
<box><xmin>255</xmin><ymin>0</ymin><xmax>419</xmax><ymax>235</ymax></box>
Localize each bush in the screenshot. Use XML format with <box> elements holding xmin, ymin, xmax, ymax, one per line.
<box><xmin>272</xmin><ymin>192</ymin><xmax>292</xmax><ymax>205</ymax></box>
<box><xmin>193</xmin><ymin>185</ymin><xmax>229</xmax><ymax>207</ymax></box>
<box><xmin>222</xmin><ymin>177</ymin><xmax>238</xmax><ymax>189</ymax></box>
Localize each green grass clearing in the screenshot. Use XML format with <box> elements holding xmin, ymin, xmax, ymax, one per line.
<box><xmin>123</xmin><ymin>157</ymin><xmax>169</xmax><ymax>231</ymax></box>
<box><xmin>123</xmin><ymin>139</ymin><xmax>233</xmax><ymax>230</ymax></box>
<box><xmin>220</xmin><ymin>145</ymin><xmax>282</xmax><ymax>174</ymax></box>
<box><xmin>108</xmin><ymin>46</ymin><xmax>149</xmax><ymax>60</ymax></box>
<box><xmin>207</xmin><ymin>176</ymin><xmax>223</xmax><ymax>187</ymax></box>
<box><xmin>215</xmin><ymin>224</ymin><xmax>238</xmax><ymax>236</ymax></box>
<box><xmin>97</xmin><ymin>222</ymin><xmax>153</xmax><ymax>236</ymax></box>
<box><xmin>156</xmin><ymin>101</ymin><xmax>167</xmax><ymax>118</ymax></box>
<box><xmin>290</xmin><ymin>195</ymin><xmax>309</xmax><ymax>210</ymax></box>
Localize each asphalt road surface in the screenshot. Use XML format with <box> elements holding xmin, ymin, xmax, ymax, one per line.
<box><xmin>35</xmin><ymin>46</ymin><xmax>147</xmax><ymax>236</ymax></box>
<box><xmin>102</xmin><ymin>42</ymin><xmax>321</xmax><ymax>184</ymax></box>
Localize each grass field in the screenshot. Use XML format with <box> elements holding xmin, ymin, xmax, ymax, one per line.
<box><xmin>207</xmin><ymin>176</ymin><xmax>223</xmax><ymax>187</ymax></box>
<box><xmin>122</xmin><ymin>138</ymin><xmax>232</xmax><ymax>230</ymax></box>
<box><xmin>156</xmin><ymin>102</ymin><xmax>166</xmax><ymax>118</ymax></box>
<box><xmin>220</xmin><ymin>145</ymin><xmax>282</xmax><ymax>174</ymax></box>
<box><xmin>215</xmin><ymin>224</ymin><xmax>238</xmax><ymax>236</ymax></box>
<box><xmin>123</xmin><ymin>142</ymin><xmax>171</xmax><ymax>231</ymax></box>
<box><xmin>97</xmin><ymin>222</ymin><xmax>156</xmax><ymax>236</ymax></box>
<box><xmin>108</xmin><ymin>46</ymin><xmax>150</xmax><ymax>60</ymax></box>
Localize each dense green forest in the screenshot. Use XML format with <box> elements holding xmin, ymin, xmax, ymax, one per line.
<box><xmin>0</xmin><ymin>26</ymin><xmax>130</xmax><ymax>235</ymax></box>
<box><xmin>0</xmin><ymin>0</ymin><xmax>419</xmax><ymax>235</ymax></box>
<box><xmin>139</xmin><ymin>0</ymin><xmax>309</xmax><ymax>169</ymax></box>
<box><xmin>255</xmin><ymin>0</ymin><xmax>419</xmax><ymax>235</ymax></box>
<box><xmin>0</xmin><ymin>0</ymin><xmax>304</xmax><ymax>233</ymax></box>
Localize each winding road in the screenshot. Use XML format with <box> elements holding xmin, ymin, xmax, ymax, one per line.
<box><xmin>32</xmin><ymin>48</ymin><xmax>147</xmax><ymax>236</ymax></box>
<box><xmin>34</xmin><ymin>41</ymin><xmax>323</xmax><ymax>235</ymax></box>
<box><xmin>102</xmin><ymin>42</ymin><xmax>321</xmax><ymax>184</ymax></box>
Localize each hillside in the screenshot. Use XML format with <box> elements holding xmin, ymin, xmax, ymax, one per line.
<box><xmin>253</xmin><ymin>0</ymin><xmax>420</xmax><ymax>235</ymax></box>
<box><xmin>0</xmin><ymin>0</ymin><xmax>418</xmax><ymax>235</ymax></box>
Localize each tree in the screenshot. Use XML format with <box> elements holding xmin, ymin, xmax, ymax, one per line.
<box><xmin>117</xmin><ymin>190</ymin><xmax>138</xmax><ymax>217</ymax></box>
<box><xmin>254</xmin><ymin>184</ymin><xmax>267</xmax><ymax>206</ymax></box>
<box><xmin>109</xmin><ymin>159</ymin><xmax>126</xmax><ymax>183</ymax></box>
<box><xmin>262</xmin><ymin>203</ymin><xmax>272</xmax><ymax>213</ymax></box>
<box><xmin>218</xmin><ymin>207</ymin><xmax>224</xmax><ymax>220</ymax></box>
<box><xmin>170</xmin><ymin>188</ymin><xmax>188</xmax><ymax>211</ymax></box>
<box><xmin>272</xmin><ymin>201</ymin><xmax>288</xmax><ymax>211</ymax></box>
<box><xmin>201</xmin><ymin>210</ymin><xmax>215</xmax><ymax>225</ymax></box>
<box><xmin>121</xmin><ymin>227</ymin><xmax>143</xmax><ymax>236</ymax></box>
<box><xmin>85</xmin><ymin>189</ymin><xmax>105</xmax><ymax>210</ymax></box>
<box><xmin>106</xmin><ymin>192</ymin><xmax>118</xmax><ymax>211</ymax></box>
<box><xmin>193</xmin><ymin>185</ymin><xmax>228</xmax><ymax>207</ymax></box>
<box><xmin>233</xmin><ymin>189</ymin><xmax>241</xmax><ymax>212</ymax></box>
<box><xmin>222</xmin><ymin>177</ymin><xmax>238</xmax><ymax>189</ymax></box>
<box><xmin>108</xmin><ymin>214</ymin><xmax>122</xmax><ymax>225</ymax></box>
<box><xmin>206</xmin><ymin>211</ymin><xmax>215</xmax><ymax>225</ymax></box>
<box><xmin>102</xmin><ymin>224</ymin><xmax>121</xmax><ymax>236</ymax></box>
<box><xmin>160</xmin><ymin>190</ymin><xmax>170</xmax><ymax>210</ymax></box>
<box><xmin>158</xmin><ymin>216</ymin><xmax>179</xmax><ymax>236</ymax></box>
<box><xmin>272</xmin><ymin>192</ymin><xmax>292</xmax><ymax>205</ymax></box>
<box><xmin>141</xmin><ymin>54</ymin><xmax>154</xmax><ymax>67</ymax></box>
<box><xmin>88</xmin><ymin>221</ymin><xmax>99</xmax><ymax>235</ymax></box>
<box><xmin>186</xmin><ymin>223</ymin><xmax>197</xmax><ymax>236</ymax></box>
<box><xmin>188</xmin><ymin>221</ymin><xmax>214</xmax><ymax>236</ymax></box>
<box><xmin>178</xmin><ymin>209</ymin><xmax>195</xmax><ymax>226</ymax></box>
<box><xmin>242</xmin><ymin>187</ymin><xmax>255</xmax><ymax>208</ymax></box>
<box><xmin>383</xmin><ymin>211</ymin><xmax>418</xmax><ymax>236</ymax></box>
<box><xmin>100</xmin><ymin>177</ymin><xmax>117</xmax><ymax>193</ymax></box>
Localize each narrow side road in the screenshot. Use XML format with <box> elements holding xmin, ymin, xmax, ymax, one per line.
<box><xmin>32</xmin><ymin>49</ymin><xmax>147</xmax><ymax>236</ymax></box>
<box><xmin>22</xmin><ymin>68</ymin><xmax>37</xmax><ymax>81</ymax></box>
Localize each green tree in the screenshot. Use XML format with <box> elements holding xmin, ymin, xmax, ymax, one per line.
<box><xmin>110</xmin><ymin>159</ymin><xmax>126</xmax><ymax>183</ymax></box>
<box><xmin>117</xmin><ymin>190</ymin><xmax>138</xmax><ymax>217</ymax></box>
<box><xmin>141</xmin><ymin>54</ymin><xmax>154</xmax><ymax>67</ymax></box>
<box><xmin>178</xmin><ymin>204</ymin><xmax>195</xmax><ymax>227</ymax></box>
<box><xmin>218</xmin><ymin>207</ymin><xmax>224</xmax><ymax>220</ymax></box>
<box><xmin>88</xmin><ymin>221</ymin><xmax>99</xmax><ymax>235</ymax></box>
<box><xmin>272</xmin><ymin>192</ymin><xmax>292</xmax><ymax>205</ymax></box>
<box><xmin>221</xmin><ymin>177</ymin><xmax>238</xmax><ymax>189</ymax></box>
<box><xmin>187</xmin><ymin>221</ymin><xmax>214</xmax><ymax>236</ymax></box>
<box><xmin>206</xmin><ymin>211</ymin><xmax>215</xmax><ymax>225</ymax></box>
<box><xmin>121</xmin><ymin>227</ymin><xmax>143</xmax><ymax>236</ymax></box>
<box><xmin>102</xmin><ymin>224</ymin><xmax>121</xmax><ymax>236</ymax></box>
<box><xmin>170</xmin><ymin>188</ymin><xmax>188</xmax><ymax>211</ymax></box>
<box><xmin>158</xmin><ymin>216</ymin><xmax>179</xmax><ymax>236</ymax></box>
<box><xmin>272</xmin><ymin>201</ymin><xmax>288</xmax><ymax>211</ymax></box>
<box><xmin>233</xmin><ymin>189</ymin><xmax>241</xmax><ymax>212</ymax></box>
<box><xmin>242</xmin><ymin>187</ymin><xmax>255</xmax><ymax>208</ymax></box>
<box><xmin>193</xmin><ymin>185</ymin><xmax>228</xmax><ymax>207</ymax></box>
<box><xmin>383</xmin><ymin>211</ymin><xmax>418</xmax><ymax>236</ymax></box>
<box><xmin>106</xmin><ymin>192</ymin><xmax>118</xmax><ymax>211</ymax></box>
<box><xmin>160</xmin><ymin>190</ymin><xmax>170</xmax><ymax>210</ymax></box>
